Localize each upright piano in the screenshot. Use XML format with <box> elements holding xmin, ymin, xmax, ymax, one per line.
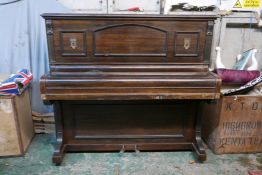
<box><xmin>40</xmin><ymin>14</ymin><xmax>221</xmax><ymax>165</ymax></box>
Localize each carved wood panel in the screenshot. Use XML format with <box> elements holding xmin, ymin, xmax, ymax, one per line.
<box><xmin>94</xmin><ymin>24</ymin><xmax>167</xmax><ymax>57</ymax></box>
<box><xmin>59</xmin><ymin>31</ymin><xmax>87</xmax><ymax>56</ymax></box>
<box><xmin>174</xmin><ymin>32</ymin><xmax>200</xmax><ymax>57</ymax></box>
<box><xmin>47</xmin><ymin>16</ymin><xmax>210</xmax><ymax>66</ymax></box>
<box><xmin>62</xmin><ymin>101</ymin><xmax>196</xmax><ymax>141</ymax></box>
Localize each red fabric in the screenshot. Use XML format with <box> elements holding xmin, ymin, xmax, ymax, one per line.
<box><xmin>128</xmin><ymin>7</ymin><xmax>140</xmax><ymax>11</ymax></box>
<box><xmin>248</xmin><ymin>170</ymin><xmax>262</xmax><ymax>175</ymax></box>
<box><xmin>215</xmin><ymin>69</ymin><xmax>260</xmax><ymax>85</ymax></box>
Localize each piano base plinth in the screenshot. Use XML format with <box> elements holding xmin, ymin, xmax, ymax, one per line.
<box><xmin>51</xmin><ymin>142</ymin><xmax>207</xmax><ymax>165</ymax></box>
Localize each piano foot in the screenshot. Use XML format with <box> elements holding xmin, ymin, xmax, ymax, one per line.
<box><xmin>192</xmin><ymin>136</ymin><xmax>207</xmax><ymax>162</ymax></box>
<box><xmin>192</xmin><ymin>101</ymin><xmax>207</xmax><ymax>162</ymax></box>
<box><xmin>52</xmin><ymin>142</ymin><xmax>66</xmax><ymax>165</ymax></box>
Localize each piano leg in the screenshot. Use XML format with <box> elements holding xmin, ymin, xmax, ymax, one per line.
<box><xmin>52</xmin><ymin>101</ymin><xmax>65</xmax><ymax>165</ymax></box>
<box><xmin>52</xmin><ymin>141</ymin><xmax>66</xmax><ymax>165</ymax></box>
<box><xmin>193</xmin><ymin>133</ymin><xmax>207</xmax><ymax>161</ymax></box>
<box><xmin>192</xmin><ymin>101</ymin><xmax>207</xmax><ymax>161</ymax></box>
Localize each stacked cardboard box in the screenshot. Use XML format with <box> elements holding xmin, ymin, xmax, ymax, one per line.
<box><xmin>202</xmin><ymin>85</ymin><xmax>262</xmax><ymax>154</ymax></box>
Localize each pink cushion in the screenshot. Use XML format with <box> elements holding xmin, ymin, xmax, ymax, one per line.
<box><xmin>214</xmin><ymin>69</ymin><xmax>260</xmax><ymax>85</ymax></box>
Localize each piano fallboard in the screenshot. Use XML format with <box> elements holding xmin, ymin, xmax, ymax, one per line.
<box><xmin>41</xmin><ymin>72</ymin><xmax>220</xmax><ymax>100</ymax></box>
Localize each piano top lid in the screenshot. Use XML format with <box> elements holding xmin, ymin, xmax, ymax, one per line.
<box><xmin>41</xmin><ymin>13</ymin><xmax>218</xmax><ymax>20</ymax></box>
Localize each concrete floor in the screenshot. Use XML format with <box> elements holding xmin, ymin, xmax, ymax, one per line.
<box><xmin>0</xmin><ymin>134</ymin><xmax>261</xmax><ymax>175</ymax></box>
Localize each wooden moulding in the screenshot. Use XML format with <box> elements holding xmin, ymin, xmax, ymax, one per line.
<box><xmin>40</xmin><ymin>72</ymin><xmax>221</xmax><ymax>101</ymax></box>
<box><xmin>202</xmin><ymin>88</ymin><xmax>262</xmax><ymax>154</ymax></box>
<box><xmin>0</xmin><ymin>89</ymin><xmax>34</xmax><ymax>157</ymax></box>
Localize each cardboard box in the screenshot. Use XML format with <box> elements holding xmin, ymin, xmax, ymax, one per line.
<box><xmin>0</xmin><ymin>89</ymin><xmax>34</xmax><ymax>157</ymax></box>
<box><xmin>202</xmin><ymin>87</ymin><xmax>262</xmax><ymax>154</ymax></box>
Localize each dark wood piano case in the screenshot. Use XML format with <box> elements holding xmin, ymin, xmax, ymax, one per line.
<box><xmin>40</xmin><ymin>14</ymin><xmax>221</xmax><ymax>165</ymax></box>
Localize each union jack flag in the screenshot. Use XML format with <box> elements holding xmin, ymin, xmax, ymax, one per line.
<box><xmin>0</xmin><ymin>69</ymin><xmax>33</xmax><ymax>96</ymax></box>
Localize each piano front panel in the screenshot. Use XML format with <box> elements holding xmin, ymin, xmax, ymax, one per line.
<box><xmin>94</xmin><ymin>24</ymin><xmax>167</xmax><ymax>57</ymax></box>
<box><xmin>49</xmin><ymin>18</ymin><xmax>209</xmax><ymax>66</ymax></box>
<box><xmin>62</xmin><ymin>100</ymin><xmax>196</xmax><ymax>144</ymax></box>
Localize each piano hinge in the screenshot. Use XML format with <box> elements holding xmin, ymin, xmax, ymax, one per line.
<box><xmin>207</xmin><ymin>21</ymin><xmax>214</xmax><ymax>36</ymax></box>
<box><xmin>46</xmin><ymin>20</ymin><xmax>53</xmax><ymax>35</ymax></box>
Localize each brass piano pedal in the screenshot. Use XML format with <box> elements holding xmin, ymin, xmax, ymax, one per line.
<box><xmin>134</xmin><ymin>145</ymin><xmax>140</xmax><ymax>154</ymax></box>
<box><xmin>120</xmin><ymin>145</ymin><xmax>125</xmax><ymax>153</ymax></box>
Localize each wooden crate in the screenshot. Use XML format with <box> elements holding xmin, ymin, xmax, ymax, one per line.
<box><xmin>0</xmin><ymin>89</ymin><xmax>34</xmax><ymax>157</ymax></box>
<box><xmin>202</xmin><ymin>87</ymin><xmax>262</xmax><ymax>154</ymax></box>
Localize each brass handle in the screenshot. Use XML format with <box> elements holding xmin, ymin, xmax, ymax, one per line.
<box><xmin>135</xmin><ymin>145</ymin><xmax>140</xmax><ymax>153</ymax></box>
<box><xmin>69</xmin><ymin>38</ymin><xmax>77</xmax><ymax>49</ymax></box>
<box><xmin>184</xmin><ymin>38</ymin><xmax>191</xmax><ymax>50</ymax></box>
